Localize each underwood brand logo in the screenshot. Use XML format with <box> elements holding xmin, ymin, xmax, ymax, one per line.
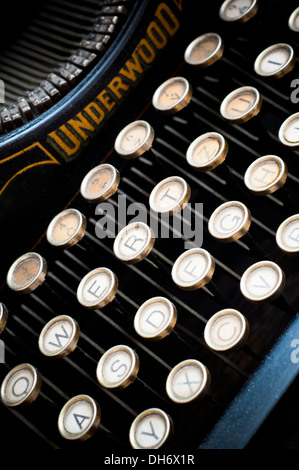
<box><xmin>0</xmin><ymin>79</ymin><xmax>4</xmax><ymax>104</ymax></box>
<box><xmin>290</xmin><ymin>339</ymin><xmax>299</xmax><ymax>363</ymax></box>
<box><xmin>0</xmin><ymin>143</ymin><xmax>60</xmax><ymax>197</ymax></box>
<box><xmin>0</xmin><ymin>340</ymin><xmax>5</xmax><ymax>364</ymax></box>
<box><xmin>47</xmin><ymin>0</ymin><xmax>184</xmax><ymax>161</ymax></box>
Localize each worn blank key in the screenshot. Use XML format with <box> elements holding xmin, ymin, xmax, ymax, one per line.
<box><xmin>240</xmin><ymin>260</ymin><xmax>286</xmax><ymax>303</ymax></box>
<box><xmin>166</xmin><ymin>359</ymin><xmax>211</xmax><ymax>404</ymax></box>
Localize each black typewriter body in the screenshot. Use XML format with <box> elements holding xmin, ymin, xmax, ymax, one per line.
<box><xmin>0</xmin><ymin>0</ymin><xmax>299</xmax><ymax>451</ymax></box>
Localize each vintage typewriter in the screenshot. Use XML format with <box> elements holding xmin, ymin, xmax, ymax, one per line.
<box><xmin>0</xmin><ymin>0</ymin><xmax>299</xmax><ymax>451</ymax></box>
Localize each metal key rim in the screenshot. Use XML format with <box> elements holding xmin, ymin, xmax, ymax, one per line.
<box><xmin>220</xmin><ymin>86</ymin><xmax>262</xmax><ymax>124</ymax></box>
<box><xmin>219</xmin><ymin>0</ymin><xmax>259</xmax><ymax>23</ymax></box>
<box><xmin>254</xmin><ymin>43</ymin><xmax>295</xmax><ymax>79</ymax></box>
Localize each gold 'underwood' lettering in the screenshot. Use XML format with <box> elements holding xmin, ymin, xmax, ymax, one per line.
<box><xmin>47</xmin><ymin>1</ymin><xmax>183</xmax><ymax>161</ymax></box>
<box><xmin>97</xmin><ymin>90</ymin><xmax>116</xmax><ymax>112</ymax></box>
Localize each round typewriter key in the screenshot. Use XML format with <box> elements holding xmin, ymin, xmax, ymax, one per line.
<box><xmin>276</xmin><ymin>214</ymin><xmax>299</xmax><ymax>254</ymax></box>
<box><xmin>204</xmin><ymin>309</ymin><xmax>249</xmax><ymax>352</ymax></box>
<box><xmin>0</xmin><ymin>303</ymin><xmax>8</xmax><ymax>335</ymax></box>
<box><xmin>244</xmin><ymin>155</ymin><xmax>287</xmax><ymax>195</ymax></box>
<box><xmin>288</xmin><ymin>7</ymin><xmax>299</xmax><ymax>32</ymax></box>
<box><xmin>166</xmin><ymin>359</ymin><xmax>211</xmax><ymax>404</ymax></box>
<box><xmin>171</xmin><ymin>248</ymin><xmax>215</xmax><ymax>291</ymax></box>
<box><xmin>113</xmin><ymin>222</ymin><xmax>155</xmax><ymax>265</ymax></box>
<box><xmin>219</xmin><ymin>0</ymin><xmax>258</xmax><ymax>23</ymax></box>
<box><xmin>80</xmin><ymin>163</ymin><xmax>120</xmax><ymax>203</ymax></box>
<box><xmin>58</xmin><ymin>394</ymin><xmax>101</xmax><ymax>441</ymax></box>
<box><xmin>278</xmin><ymin>112</ymin><xmax>299</xmax><ymax>148</ymax></box>
<box><xmin>149</xmin><ymin>176</ymin><xmax>191</xmax><ymax>216</ymax></box>
<box><xmin>186</xmin><ymin>132</ymin><xmax>228</xmax><ymax>172</ymax></box>
<box><xmin>152</xmin><ymin>77</ymin><xmax>192</xmax><ymax>115</ymax></box>
<box><xmin>254</xmin><ymin>44</ymin><xmax>295</xmax><ymax>79</ymax></box>
<box><xmin>129</xmin><ymin>408</ymin><xmax>173</xmax><ymax>449</ymax></box>
<box><xmin>46</xmin><ymin>208</ymin><xmax>87</xmax><ymax>249</ymax></box>
<box><xmin>220</xmin><ymin>86</ymin><xmax>262</xmax><ymax>124</ymax></box>
<box><xmin>208</xmin><ymin>201</ymin><xmax>251</xmax><ymax>242</ymax></box>
<box><xmin>114</xmin><ymin>120</ymin><xmax>155</xmax><ymax>160</ymax></box>
<box><xmin>0</xmin><ymin>363</ymin><xmax>42</xmax><ymax>407</ymax></box>
<box><xmin>7</xmin><ymin>252</ymin><xmax>47</xmax><ymax>294</ymax></box>
<box><xmin>184</xmin><ymin>32</ymin><xmax>224</xmax><ymax>68</ymax></box>
<box><xmin>240</xmin><ymin>260</ymin><xmax>285</xmax><ymax>303</ymax></box>
<box><xmin>77</xmin><ymin>267</ymin><xmax>118</xmax><ymax>309</ymax></box>
<box><xmin>96</xmin><ymin>345</ymin><xmax>139</xmax><ymax>390</ymax></box>
<box><xmin>38</xmin><ymin>315</ymin><xmax>80</xmax><ymax>358</ymax></box>
<box><xmin>134</xmin><ymin>297</ymin><xmax>177</xmax><ymax>341</ymax></box>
